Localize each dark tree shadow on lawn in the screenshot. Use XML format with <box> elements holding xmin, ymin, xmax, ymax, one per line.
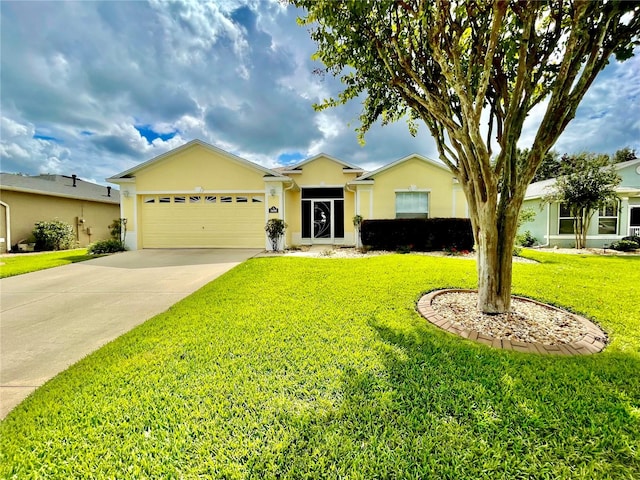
<box><xmin>249</xmin><ymin>319</ymin><xmax>640</xmax><ymax>479</ymax></box>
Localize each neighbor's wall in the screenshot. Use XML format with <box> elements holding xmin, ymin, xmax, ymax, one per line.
<box><xmin>0</xmin><ymin>190</ymin><xmax>120</xmax><ymax>250</ymax></box>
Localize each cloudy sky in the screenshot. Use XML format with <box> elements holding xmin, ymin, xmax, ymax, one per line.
<box><xmin>1</xmin><ymin>1</ymin><xmax>639</xmax><ymax>186</ymax></box>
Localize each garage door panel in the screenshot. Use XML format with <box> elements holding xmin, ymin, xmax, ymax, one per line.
<box><xmin>141</xmin><ymin>195</ymin><xmax>265</xmax><ymax>248</ymax></box>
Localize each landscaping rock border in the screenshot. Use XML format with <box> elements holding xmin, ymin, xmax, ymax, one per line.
<box><xmin>417</xmin><ymin>289</ymin><xmax>608</xmax><ymax>355</ymax></box>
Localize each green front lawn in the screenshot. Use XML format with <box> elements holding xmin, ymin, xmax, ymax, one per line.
<box><xmin>1</xmin><ymin>252</ymin><xmax>639</xmax><ymax>478</ymax></box>
<box><xmin>0</xmin><ymin>249</ymin><xmax>93</xmax><ymax>278</ymax></box>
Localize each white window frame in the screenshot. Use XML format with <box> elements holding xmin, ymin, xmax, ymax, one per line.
<box><xmin>558</xmin><ymin>203</ymin><xmax>575</xmax><ymax>234</ymax></box>
<box><xmin>598</xmin><ymin>201</ymin><xmax>618</xmax><ymax>235</ymax></box>
<box><xmin>395</xmin><ymin>190</ymin><xmax>429</xmax><ymax>219</ymax></box>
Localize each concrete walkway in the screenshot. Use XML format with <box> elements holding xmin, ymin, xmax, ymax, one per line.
<box><xmin>0</xmin><ymin>248</ymin><xmax>260</xmax><ymax>419</ymax></box>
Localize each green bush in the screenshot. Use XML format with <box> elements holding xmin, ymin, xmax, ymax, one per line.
<box><xmin>515</xmin><ymin>230</ymin><xmax>537</xmax><ymax>247</ymax></box>
<box><xmin>265</xmin><ymin>219</ymin><xmax>287</xmax><ymax>251</ymax></box>
<box><xmin>621</xmin><ymin>235</ymin><xmax>640</xmax><ymax>246</ymax></box>
<box><xmin>361</xmin><ymin>218</ymin><xmax>474</xmax><ymax>251</ymax></box>
<box><xmin>32</xmin><ymin>220</ymin><xmax>75</xmax><ymax>251</ymax></box>
<box><xmin>609</xmin><ymin>240</ymin><xmax>639</xmax><ymax>252</ymax></box>
<box><xmin>88</xmin><ymin>239</ymin><xmax>125</xmax><ymax>254</ymax></box>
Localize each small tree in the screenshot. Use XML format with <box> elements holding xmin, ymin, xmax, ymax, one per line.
<box><xmin>109</xmin><ymin>218</ymin><xmax>128</xmax><ymax>249</ymax></box>
<box><xmin>265</xmin><ymin>219</ymin><xmax>287</xmax><ymax>251</ymax></box>
<box><xmin>33</xmin><ymin>220</ymin><xmax>75</xmax><ymax>251</ymax></box>
<box><xmin>612</xmin><ymin>147</ymin><xmax>637</xmax><ymax>164</ymax></box>
<box><xmin>353</xmin><ymin>215</ymin><xmax>363</xmax><ymax>248</ymax></box>
<box><xmin>545</xmin><ymin>153</ymin><xmax>621</xmax><ymax>249</ymax></box>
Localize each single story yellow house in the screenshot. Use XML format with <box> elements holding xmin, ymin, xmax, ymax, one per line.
<box><xmin>107</xmin><ymin>139</ymin><xmax>468</xmax><ymax>250</ymax></box>
<box><xmin>0</xmin><ymin>173</ymin><xmax>120</xmax><ymax>253</ymax></box>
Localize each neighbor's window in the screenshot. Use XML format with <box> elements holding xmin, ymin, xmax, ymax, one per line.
<box><xmin>143</xmin><ymin>196</ymin><xmax>155</xmax><ymax>204</ymax></box>
<box><xmin>236</xmin><ymin>196</ymin><xmax>248</xmax><ymax>203</ymax></box>
<box><xmin>395</xmin><ymin>192</ymin><xmax>428</xmax><ymax>219</ymax></box>
<box><xmin>159</xmin><ymin>196</ymin><xmax>171</xmax><ymax>204</ymax></box>
<box><xmin>205</xmin><ymin>196</ymin><xmax>216</xmax><ymax>203</ymax></box>
<box><xmin>221</xmin><ymin>196</ymin><xmax>233</xmax><ymax>203</ymax></box>
<box><xmin>598</xmin><ymin>201</ymin><xmax>618</xmax><ymax>234</ymax></box>
<box><xmin>558</xmin><ymin>203</ymin><xmax>575</xmax><ymax>234</ymax></box>
<box><xmin>189</xmin><ymin>196</ymin><xmax>201</xmax><ymax>203</ymax></box>
<box><xmin>174</xmin><ymin>196</ymin><xmax>186</xmax><ymax>204</ymax></box>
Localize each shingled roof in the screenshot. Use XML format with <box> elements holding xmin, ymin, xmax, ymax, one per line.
<box><xmin>0</xmin><ymin>173</ymin><xmax>119</xmax><ymax>204</ymax></box>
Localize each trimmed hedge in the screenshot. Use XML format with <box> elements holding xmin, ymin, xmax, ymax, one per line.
<box><xmin>361</xmin><ymin>218</ymin><xmax>474</xmax><ymax>252</ymax></box>
<box><xmin>88</xmin><ymin>239</ymin><xmax>125</xmax><ymax>254</ymax></box>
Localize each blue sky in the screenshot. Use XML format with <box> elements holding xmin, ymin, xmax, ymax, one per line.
<box><xmin>1</xmin><ymin>0</ymin><xmax>639</xmax><ymax>186</ymax></box>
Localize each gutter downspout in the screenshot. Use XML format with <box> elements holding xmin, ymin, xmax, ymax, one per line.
<box><xmin>534</xmin><ymin>202</ymin><xmax>551</xmax><ymax>248</ymax></box>
<box><xmin>0</xmin><ymin>200</ymin><xmax>11</xmax><ymax>252</ymax></box>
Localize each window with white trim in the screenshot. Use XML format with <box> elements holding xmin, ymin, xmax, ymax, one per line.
<box><xmin>236</xmin><ymin>196</ymin><xmax>248</xmax><ymax>203</ymax></box>
<box><xmin>598</xmin><ymin>201</ymin><xmax>618</xmax><ymax>234</ymax></box>
<box><xmin>221</xmin><ymin>196</ymin><xmax>233</xmax><ymax>203</ymax></box>
<box><xmin>395</xmin><ymin>192</ymin><xmax>428</xmax><ymax>219</ymax></box>
<box><xmin>189</xmin><ymin>196</ymin><xmax>201</xmax><ymax>203</ymax></box>
<box><xmin>558</xmin><ymin>203</ymin><xmax>575</xmax><ymax>234</ymax></box>
<box><xmin>205</xmin><ymin>196</ymin><xmax>216</xmax><ymax>203</ymax></box>
<box><xmin>143</xmin><ymin>196</ymin><xmax>155</xmax><ymax>204</ymax></box>
<box><xmin>174</xmin><ymin>196</ymin><xmax>186</xmax><ymax>204</ymax></box>
<box><xmin>159</xmin><ymin>196</ymin><xmax>171</xmax><ymax>204</ymax></box>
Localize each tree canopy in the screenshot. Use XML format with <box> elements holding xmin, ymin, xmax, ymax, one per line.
<box><xmin>294</xmin><ymin>0</ymin><xmax>640</xmax><ymax>313</ymax></box>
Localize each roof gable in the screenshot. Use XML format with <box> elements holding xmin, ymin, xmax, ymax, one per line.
<box><xmin>107</xmin><ymin>139</ymin><xmax>286</xmax><ymax>183</ymax></box>
<box><xmin>284</xmin><ymin>153</ymin><xmax>364</xmax><ymax>172</ymax></box>
<box><xmin>354</xmin><ymin>153</ymin><xmax>451</xmax><ymax>181</ymax></box>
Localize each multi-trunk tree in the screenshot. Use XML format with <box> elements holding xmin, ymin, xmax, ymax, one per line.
<box><xmin>293</xmin><ymin>0</ymin><xmax>640</xmax><ymax>313</ymax></box>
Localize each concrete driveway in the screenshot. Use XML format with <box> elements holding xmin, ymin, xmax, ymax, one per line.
<box><xmin>0</xmin><ymin>248</ymin><xmax>260</xmax><ymax>419</ymax></box>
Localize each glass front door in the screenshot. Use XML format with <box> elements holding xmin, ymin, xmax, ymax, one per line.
<box><xmin>313</xmin><ymin>200</ymin><xmax>332</xmax><ymax>239</ymax></box>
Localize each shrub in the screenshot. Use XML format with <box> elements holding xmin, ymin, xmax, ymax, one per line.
<box><xmin>609</xmin><ymin>240</ymin><xmax>639</xmax><ymax>252</ymax></box>
<box><xmin>88</xmin><ymin>239</ymin><xmax>125</xmax><ymax>255</ymax></box>
<box><xmin>32</xmin><ymin>220</ymin><xmax>75</xmax><ymax>251</ymax></box>
<box><xmin>515</xmin><ymin>230</ymin><xmax>537</xmax><ymax>247</ymax></box>
<box><xmin>265</xmin><ymin>219</ymin><xmax>287</xmax><ymax>251</ymax></box>
<box><xmin>109</xmin><ymin>219</ymin><xmax>123</xmax><ymax>240</ymax></box>
<box><xmin>621</xmin><ymin>235</ymin><xmax>640</xmax><ymax>246</ymax></box>
<box><xmin>361</xmin><ymin>218</ymin><xmax>474</xmax><ymax>252</ymax></box>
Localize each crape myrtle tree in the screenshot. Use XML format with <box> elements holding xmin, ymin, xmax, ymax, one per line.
<box><xmin>293</xmin><ymin>0</ymin><xmax>640</xmax><ymax>313</ymax></box>
<box><xmin>545</xmin><ymin>153</ymin><xmax>621</xmax><ymax>249</ymax></box>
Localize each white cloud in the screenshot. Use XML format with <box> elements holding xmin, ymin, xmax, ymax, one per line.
<box><xmin>0</xmin><ymin>0</ymin><xmax>637</xmax><ymax>183</ymax></box>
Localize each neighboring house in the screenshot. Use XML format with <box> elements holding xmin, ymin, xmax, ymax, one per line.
<box><xmin>519</xmin><ymin>158</ymin><xmax>640</xmax><ymax>248</ymax></box>
<box><xmin>0</xmin><ymin>173</ymin><xmax>120</xmax><ymax>253</ymax></box>
<box><xmin>107</xmin><ymin>139</ymin><xmax>468</xmax><ymax>250</ymax></box>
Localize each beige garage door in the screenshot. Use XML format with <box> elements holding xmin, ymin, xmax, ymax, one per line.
<box><xmin>140</xmin><ymin>194</ymin><xmax>265</xmax><ymax>248</ymax></box>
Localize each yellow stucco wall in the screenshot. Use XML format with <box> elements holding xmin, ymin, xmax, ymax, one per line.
<box><xmin>367</xmin><ymin>157</ymin><xmax>465</xmax><ymax>219</ymax></box>
<box><xmin>284</xmin><ymin>156</ymin><xmax>359</xmax><ymax>245</ymax></box>
<box><xmin>0</xmin><ymin>190</ymin><xmax>119</xmax><ymax>251</ymax></box>
<box><xmin>134</xmin><ymin>144</ymin><xmax>267</xmax><ymax>192</ymax></box>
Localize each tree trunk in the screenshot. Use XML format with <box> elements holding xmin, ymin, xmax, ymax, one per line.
<box><xmin>471</xmin><ymin>200</ymin><xmax>519</xmax><ymax>314</ymax></box>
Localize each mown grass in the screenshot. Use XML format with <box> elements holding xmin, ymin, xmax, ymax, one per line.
<box><xmin>0</xmin><ymin>249</ymin><xmax>93</xmax><ymax>278</ymax></box>
<box><xmin>1</xmin><ymin>252</ymin><xmax>639</xmax><ymax>479</ymax></box>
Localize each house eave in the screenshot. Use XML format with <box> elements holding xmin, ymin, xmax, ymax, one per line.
<box><xmin>0</xmin><ymin>185</ymin><xmax>120</xmax><ymax>204</ymax></box>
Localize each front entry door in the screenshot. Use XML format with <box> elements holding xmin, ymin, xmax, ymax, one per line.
<box><xmin>630</xmin><ymin>207</ymin><xmax>640</xmax><ymax>236</ymax></box>
<box><xmin>312</xmin><ymin>200</ymin><xmax>332</xmax><ymax>242</ymax></box>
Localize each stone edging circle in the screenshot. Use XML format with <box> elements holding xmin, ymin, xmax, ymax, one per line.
<box><xmin>416</xmin><ymin>289</ymin><xmax>608</xmax><ymax>355</ymax></box>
